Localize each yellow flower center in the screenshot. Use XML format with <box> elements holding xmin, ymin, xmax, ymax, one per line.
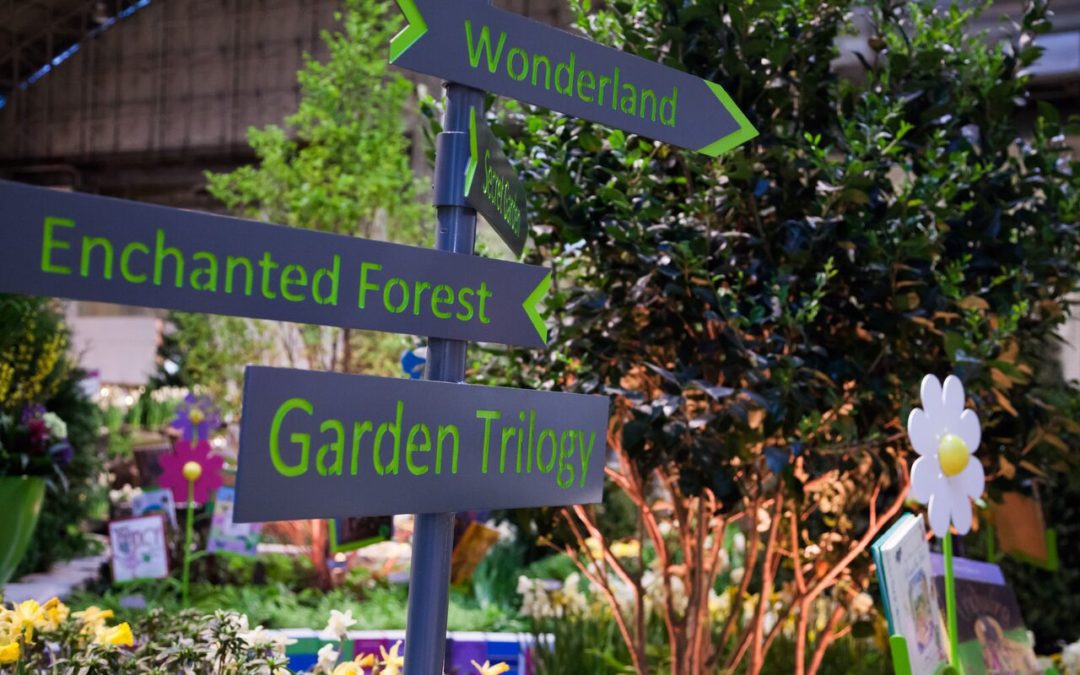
<box><xmin>188</xmin><ymin>408</ymin><xmax>205</xmax><ymax>425</ymax></box>
<box><xmin>183</xmin><ymin>461</ymin><xmax>203</xmax><ymax>482</ymax></box>
<box><xmin>937</xmin><ymin>433</ymin><xmax>969</xmax><ymax>476</ymax></box>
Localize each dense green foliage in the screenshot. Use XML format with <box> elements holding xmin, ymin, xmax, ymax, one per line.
<box><xmin>491</xmin><ymin>0</ymin><xmax>1079</xmax><ymax>566</ymax></box>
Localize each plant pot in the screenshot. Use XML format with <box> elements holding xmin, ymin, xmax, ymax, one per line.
<box><xmin>0</xmin><ymin>476</ymin><xmax>46</xmax><ymax>585</ymax></box>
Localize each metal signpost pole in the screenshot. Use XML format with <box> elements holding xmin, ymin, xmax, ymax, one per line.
<box><xmin>404</xmin><ymin>81</ymin><xmax>483</xmax><ymax>674</ymax></box>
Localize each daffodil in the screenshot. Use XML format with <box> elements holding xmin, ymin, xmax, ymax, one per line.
<box><xmin>324</xmin><ymin>609</ymin><xmax>356</xmax><ymax>641</ymax></box>
<box><xmin>8</xmin><ymin>599</ymin><xmax>44</xmax><ymax>641</ymax></box>
<box><xmin>316</xmin><ymin>643</ymin><xmax>340</xmax><ymax>674</ymax></box>
<box><xmin>907</xmin><ymin>374</ymin><xmax>985</xmax><ymax>536</ymax></box>
<box><xmin>94</xmin><ymin>622</ymin><xmax>134</xmax><ymax>647</ymax></box>
<box><xmin>610</xmin><ymin>539</ymin><xmax>641</xmax><ymax>559</ymax></box>
<box><xmin>355</xmin><ymin>653</ymin><xmax>376</xmax><ymax>668</ymax></box>
<box><xmin>73</xmin><ymin>606</ymin><xmax>114</xmax><ymax>629</ymax></box>
<box><xmin>41</xmin><ymin>597</ymin><xmax>69</xmax><ymax>631</ymax></box>
<box><xmin>0</xmin><ymin>641</ymin><xmax>19</xmax><ymax>664</ymax></box>
<box><xmin>471</xmin><ymin>659</ymin><xmax>511</xmax><ymax>675</ymax></box>
<box><xmin>331</xmin><ymin>662</ymin><xmax>365</xmax><ymax>675</ymax></box>
<box><xmin>379</xmin><ymin>640</ymin><xmax>405</xmax><ymax>675</ymax></box>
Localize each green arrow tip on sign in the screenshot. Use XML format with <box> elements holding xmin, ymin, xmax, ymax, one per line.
<box><xmin>389</xmin><ymin>0</ymin><xmax>427</xmax><ymax>63</ymax></box>
<box><xmin>523</xmin><ymin>272</ymin><xmax>552</xmax><ymax>344</ymax></box>
<box><xmin>698</xmin><ymin>81</ymin><xmax>759</xmax><ymax>157</ymax></box>
<box><xmin>464</xmin><ymin>107</ymin><xmax>480</xmax><ymax>197</ymax></box>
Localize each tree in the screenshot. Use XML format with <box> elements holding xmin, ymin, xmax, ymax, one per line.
<box><xmin>164</xmin><ymin>0</ymin><xmax>426</xmax><ymax>392</ymax></box>
<box><xmin>489</xmin><ymin>0</ymin><xmax>1080</xmax><ymax>672</ymax></box>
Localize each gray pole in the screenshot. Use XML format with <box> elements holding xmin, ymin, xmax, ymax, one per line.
<box><xmin>404</xmin><ymin>81</ymin><xmax>483</xmax><ymax>674</ymax></box>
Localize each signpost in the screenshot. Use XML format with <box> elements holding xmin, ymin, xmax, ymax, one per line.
<box><xmin>465</xmin><ymin>107</ymin><xmax>529</xmax><ymax>256</ymax></box>
<box><xmin>390</xmin><ymin>0</ymin><xmax>757</xmax><ymax>156</ymax></box>
<box><xmin>0</xmin><ymin>2</ymin><xmax>756</xmax><ymax>670</ymax></box>
<box><xmin>233</xmin><ymin>366</ymin><xmax>608</xmax><ymax>522</ymax></box>
<box><xmin>0</xmin><ymin>179</ymin><xmax>550</xmax><ymax>348</ymax></box>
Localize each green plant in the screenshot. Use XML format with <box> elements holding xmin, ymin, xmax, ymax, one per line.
<box><xmin>480</xmin><ymin>0</ymin><xmax>1080</xmax><ymax>672</ymax></box>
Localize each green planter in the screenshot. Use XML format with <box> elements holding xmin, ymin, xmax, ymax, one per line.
<box><xmin>0</xmin><ymin>476</ymin><xmax>46</xmax><ymax>585</ymax></box>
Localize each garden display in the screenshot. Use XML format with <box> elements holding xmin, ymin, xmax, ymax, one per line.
<box><xmin>1</xmin><ymin>0</ymin><xmax>1079</xmax><ymax>672</ymax></box>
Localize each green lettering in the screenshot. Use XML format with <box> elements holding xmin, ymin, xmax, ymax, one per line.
<box><xmin>555</xmin><ymin>51</ymin><xmax>575</xmax><ymax>96</ymax></box>
<box><xmin>507</xmin><ymin>47</ymin><xmax>528</xmax><ymax>81</ymax></box>
<box><xmin>640</xmin><ymin>88</ymin><xmax>657</xmax><ymax>122</ymax></box>
<box><xmin>350</xmin><ymin>421</ymin><xmax>373</xmax><ymax>476</ymax></box>
<box><xmin>280</xmin><ymin>264</ymin><xmax>308</xmax><ymax>302</ymax></box>
<box><xmin>153</xmin><ymin>229</ymin><xmax>184</xmax><ymax>288</ymax></box>
<box><xmin>411</xmin><ymin>280</ymin><xmax>431</xmax><ymax>316</ymax></box>
<box><xmin>316</xmin><ymin>419</ymin><xmax>345</xmax><ymax>476</ymax></box>
<box><xmin>477</xmin><ymin>409</ymin><xmax>501</xmax><ymax>474</ymax></box>
<box><xmin>660</xmin><ymin>87</ymin><xmax>678</xmax><ymax>127</ymax></box>
<box><xmin>620</xmin><ymin>83</ymin><xmax>638</xmax><ymax>115</ymax></box>
<box><xmin>190</xmin><ymin>252</ymin><xmax>219</xmax><ymax>291</ymax></box>
<box><xmin>225</xmin><ymin>256</ymin><xmax>254</xmax><ymax>296</ymax></box>
<box><xmin>313</xmin><ymin>256</ymin><xmax>340</xmax><ymax>305</ymax></box>
<box><xmin>431</xmin><ymin>284</ymin><xmax>453</xmax><ymax>319</ymax></box>
<box><xmin>537</xmin><ymin>429</ymin><xmax>557</xmax><ymax>473</ymax></box>
<box><xmin>464</xmin><ymin>20</ymin><xmax>506</xmax><ymax>72</ymax></box>
<box><xmin>384</xmin><ymin>278</ymin><xmax>409</xmax><ymax>314</ymax></box>
<box><xmin>373</xmin><ymin>400</ymin><xmax>403</xmax><ymax>475</ymax></box>
<box><xmin>436</xmin><ymin>424</ymin><xmax>460</xmax><ymax>475</ymax></box>
<box><xmin>456</xmin><ymin>288</ymin><xmax>475</xmax><ymax>322</ymax></box>
<box><xmin>477</xmin><ymin>282</ymin><xmax>492</xmax><ymax>324</ymax></box>
<box><xmin>41</xmin><ymin>217</ymin><xmax>74</xmax><ymax>274</ymax></box>
<box><xmin>258</xmin><ymin>252</ymin><xmax>279</xmax><ymax>299</ymax></box>
<box><xmin>120</xmin><ymin>242</ymin><xmax>149</xmax><ymax>283</ymax></box>
<box><xmin>269</xmin><ymin>398</ymin><xmax>313</xmax><ymax>477</ymax></box>
<box><xmin>80</xmin><ymin>236</ymin><xmax>114</xmax><ymax>280</ymax></box>
<box><xmin>406</xmin><ymin>423</ymin><xmax>431</xmax><ymax>476</ymax></box>
<box><xmin>557</xmin><ymin>430</ymin><xmax>576</xmax><ymax>488</ymax></box>
<box><xmin>358</xmin><ymin>261</ymin><xmax>383</xmax><ymax>309</ymax></box>
<box><xmin>531</xmin><ymin>53</ymin><xmax>552</xmax><ymax>89</ymax></box>
<box><xmin>577</xmin><ymin>70</ymin><xmax>596</xmax><ymax>103</ymax></box>
<box><xmin>577</xmin><ymin>430</ymin><xmax>597</xmax><ymax>488</ymax></box>
<box><xmin>598</xmin><ymin>76</ymin><xmax>611</xmax><ymax>107</ymax></box>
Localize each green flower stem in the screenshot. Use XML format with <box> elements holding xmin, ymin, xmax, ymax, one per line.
<box><xmin>943</xmin><ymin>533</ymin><xmax>960</xmax><ymax>671</ymax></box>
<box><xmin>181</xmin><ymin>478</ymin><xmax>195</xmax><ymax>607</ymax></box>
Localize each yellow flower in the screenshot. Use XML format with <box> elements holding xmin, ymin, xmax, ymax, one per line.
<box><xmin>355</xmin><ymin>653</ymin><xmax>376</xmax><ymax>667</ymax></box>
<box><xmin>471</xmin><ymin>659</ymin><xmax>511</xmax><ymax>675</ymax></box>
<box><xmin>73</xmin><ymin>606</ymin><xmax>114</xmax><ymax>630</ymax></box>
<box><xmin>610</xmin><ymin>539</ymin><xmax>641</xmax><ymax>559</ymax></box>
<box><xmin>379</xmin><ymin>640</ymin><xmax>405</xmax><ymax>675</ymax></box>
<box><xmin>0</xmin><ymin>641</ymin><xmax>19</xmax><ymax>664</ymax></box>
<box><xmin>94</xmin><ymin>622</ymin><xmax>133</xmax><ymax>647</ymax></box>
<box><xmin>41</xmin><ymin>598</ymin><xmax>69</xmax><ymax>631</ymax></box>
<box><xmin>8</xmin><ymin>600</ymin><xmax>45</xmax><ymax>641</ymax></box>
<box><xmin>331</xmin><ymin>662</ymin><xmax>364</xmax><ymax>675</ymax></box>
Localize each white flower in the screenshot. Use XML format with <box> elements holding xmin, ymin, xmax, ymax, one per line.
<box><xmin>324</xmin><ymin>609</ymin><xmax>356</xmax><ymax>641</ymax></box>
<box><xmin>268</xmin><ymin>632</ymin><xmax>298</xmax><ymax>657</ymax></box>
<box><xmin>238</xmin><ymin>624</ymin><xmax>271</xmax><ymax>647</ymax></box>
<box><xmin>1062</xmin><ymin>638</ymin><xmax>1080</xmax><ymax>675</ymax></box>
<box><xmin>42</xmin><ymin>412</ymin><xmax>67</xmax><ymax>439</ymax></box>
<box><xmin>316</xmin><ymin>643</ymin><xmax>340</xmax><ymax>673</ymax></box>
<box><xmin>907</xmin><ymin>374</ymin><xmax>985</xmax><ymax>537</ymax></box>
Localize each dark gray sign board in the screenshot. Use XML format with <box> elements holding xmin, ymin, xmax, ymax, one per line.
<box><xmin>0</xmin><ymin>180</ymin><xmax>550</xmax><ymax>348</ymax></box>
<box><xmin>390</xmin><ymin>0</ymin><xmax>757</xmax><ymax>156</ymax></box>
<box><xmin>465</xmin><ymin>107</ymin><xmax>529</xmax><ymax>257</ymax></box>
<box><xmin>233</xmin><ymin>366</ymin><xmax>610</xmax><ymax>522</ymax></box>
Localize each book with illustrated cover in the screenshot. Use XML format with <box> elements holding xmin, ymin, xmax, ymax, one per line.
<box><xmin>929</xmin><ymin>554</ymin><xmax>1040</xmax><ymax>675</ymax></box>
<box><xmin>873</xmin><ymin>514</ymin><xmax>949</xmax><ymax>674</ymax></box>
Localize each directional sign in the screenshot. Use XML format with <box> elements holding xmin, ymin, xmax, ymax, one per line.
<box><xmin>233</xmin><ymin>366</ymin><xmax>609</xmax><ymax>522</ymax></box>
<box><xmin>390</xmin><ymin>0</ymin><xmax>757</xmax><ymax>156</ymax></box>
<box><xmin>465</xmin><ymin>107</ymin><xmax>529</xmax><ymax>257</ymax></box>
<box><xmin>0</xmin><ymin>180</ymin><xmax>551</xmax><ymax>348</ymax></box>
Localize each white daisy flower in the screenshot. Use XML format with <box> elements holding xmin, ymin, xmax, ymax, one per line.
<box><xmin>907</xmin><ymin>374</ymin><xmax>985</xmax><ymax>536</ymax></box>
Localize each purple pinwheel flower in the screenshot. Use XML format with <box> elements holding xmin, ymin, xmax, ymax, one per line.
<box><xmin>170</xmin><ymin>394</ymin><xmax>221</xmax><ymax>442</ymax></box>
<box><xmin>157</xmin><ymin>439</ymin><xmax>225</xmax><ymax>505</ymax></box>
